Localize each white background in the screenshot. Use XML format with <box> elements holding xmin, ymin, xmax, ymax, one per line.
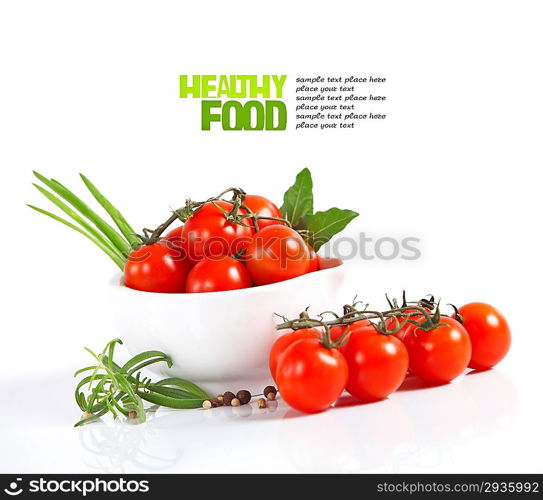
<box><xmin>1</xmin><ymin>0</ymin><xmax>542</xmax><ymax>473</ymax></box>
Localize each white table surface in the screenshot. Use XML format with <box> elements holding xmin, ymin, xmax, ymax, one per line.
<box><xmin>1</xmin><ymin>361</ymin><xmax>538</xmax><ymax>474</ymax></box>
<box><xmin>3</xmin><ymin>0</ymin><xmax>543</xmax><ymax>477</ymax></box>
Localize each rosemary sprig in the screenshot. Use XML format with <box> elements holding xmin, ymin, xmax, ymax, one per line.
<box><xmin>74</xmin><ymin>339</ymin><xmax>210</xmax><ymax>427</ymax></box>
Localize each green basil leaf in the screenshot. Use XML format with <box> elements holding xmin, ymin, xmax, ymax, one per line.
<box><xmin>294</xmin><ymin>215</ymin><xmax>310</xmax><ymax>231</ymax></box>
<box><xmin>305</xmin><ymin>208</ymin><xmax>359</xmax><ymax>251</ymax></box>
<box><xmin>280</xmin><ymin>168</ymin><xmax>313</xmax><ymax>227</ymax></box>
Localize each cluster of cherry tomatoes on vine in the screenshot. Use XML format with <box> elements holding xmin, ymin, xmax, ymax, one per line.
<box><xmin>270</xmin><ymin>298</ymin><xmax>511</xmax><ymax>413</ymax></box>
<box><xmin>29</xmin><ymin>168</ymin><xmax>356</xmax><ymax>293</ymax></box>
<box><xmin>124</xmin><ymin>193</ymin><xmax>318</xmax><ymax>293</ymax></box>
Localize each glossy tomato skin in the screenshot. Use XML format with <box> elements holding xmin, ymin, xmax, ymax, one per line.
<box><xmin>243</xmin><ymin>194</ymin><xmax>283</xmax><ymax>230</ymax></box>
<box><xmin>124</xmin><ymin>242</ymin><xmax>192</xmax><ymax>293</ymax></box>
<box><xmin>340</xmin><ymin>327</ymin><xmax>409</xmax><ymax>401</ymax></box>
<box><xmin>386</xmin><ymin>318</ymin><xmax>413</xmax><ymax>342</ymax></box>
<box><xmin>306</xmin><ymin>244</ymin><xmax>319</xmax><ymax>273</ymax></box>
<box><xmin>245</xmin><ymin>225</ymin><xmax>310</xmax><ymax>285</ymax></box>
<box><xmin>269</xmin><ymin>328</ymin><xmax>320</xmax><ymax>381</ymax></box>
<box><xmin>164</xmin><ymin>226</ymin><xmax>183</xmax><ymax>242</ymax></box>
<box><xmin>329</xmin><ymin>319</ymin><xmax>372</xmax><ymax>343</ymax></box>
<box><xmin>182</xmin><ymin>201</ymin><xmax>254</xmax><ymax>262</ymax></box>
<box><xmin>162</xmin><ymin>226</ymin><xmax>186</xmax><ymax>260</ymax></box>
<box><xmin>276</xmin><ymin>338</ymin><xmax>348</xmax><ymax>413</ymax></box>
<box><xmin>186</xmin><ymin>256</ymin><xmax>252</xmax><ymax>293</ymax></box>
<box><xmin>456</xmin><ymin>302</ymin><xmax>511</xmax><ymax>370</ymax></box>
<box><xmin>402</xmin><ymin>316</ymin><xmax>471</xmax><ymax>384</ymax></box>
<box><xmin>386</xmin><ymin>308</ymin><xmax>429</xmax><ymax>341</ymax></box>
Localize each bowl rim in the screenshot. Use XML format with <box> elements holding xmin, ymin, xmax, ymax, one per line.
<box><xmin>111</xmin><ymin>257</ymin><xmax>345</xmax><ymax>298</ymax></box>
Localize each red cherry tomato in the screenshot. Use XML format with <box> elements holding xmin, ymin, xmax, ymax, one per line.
<box><xmin>124</xmin><ymin>242</ymin><xmax>192</xmax><ymax>293</ymax></box>
<box><xmin>269</xmin><ymin>328</ymin><xmax>320</xmax><ymax>381</ymax></box>
<box><xmin>162</xmin><ymin>226</ymin><xmax>186</xmax><ymax>259</ymax></box>
<box><xmin>245</xmin><ymin>225</ymin><xmax>310</xmax><ymax>285</ymax></box>
<box><xmin>329</xmin><ymin>319</ymin><xmax>372</xmax><ymax>342</ymax></box>
<box><xmin>164</xmin><ymin>226</ymin><xmax>183</xmax><ymax>242</ymax></box>
<box><xmin>243</xmin><ymin>194</ymin><xmax>283</xmax><ymax>230</ymax></box>
<box><xmin>276</xmin><ymin>338</ymin><xmax>348</xmax><ymax>413</ymax></box>
<box><xmin>455</xmin><ymin>302</ymin><xmax>511</xmax><ymax>370</ymax></box>
<box><xmin>385</xmin><ymin>318</ymin><xmax>411</xmax><ymax>342</ymax></box>
<box><xmin>318</xmin><ymin>257</ymin><xmax>342</xmax><ymax>270</ymax></box>
<box><xmin>385</xmin><ymin>307</ymin><xmax>429</xmax><ymax>341</ymax></box>
<box><xmin>182</xmin><ymin>201</ymin><xmax>254</xmax><ymax>262</ymax></box>
<box><xmin>306</xmin><ymin>243</ymin><xmax>319</xmax><ymax>272</ymax></box>
<box><xmin>340</xmin><ymin>327</ymin><xmax>409</xmax><ymax>401</ymax></box>
<box><xmin>329</xmin><ymin>325</ymin><xmax>348</xmax><ymax>343</ymax></box>
<box><xmin>186</xmin><ymin>256</ymin><xmax>252</xmax><ymax>293</ymax></box>
<box><xmin>402</xmin><ymin>316</ymin><xmax>472</xmax><ymax>383</ymax></box>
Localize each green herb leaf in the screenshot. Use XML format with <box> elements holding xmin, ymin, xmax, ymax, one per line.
<box><xmin>74</xmin><ymin>365</ymin><xmax>99</xmax><ymax>378</ymax></box>
<box><xmin>74</xmin><ymin>410</ymin><xmax>105</xmax><ymax>427</ymax></box>
<box><xmin>106</xmin><ymin>338</ymin><xmax>122</xmax><ymax>371</ymax></box>
<box><xmin>122</xmin><ymin>350</ymin><xmax>173</xmax><ymax>375</ymax></box>
<box><xmin>144</xmin><ymin>385</ymin><xmax>195</xmax><ymax>399</ymax></box>
<box><xmin>305</xmin><ymin>208</ymin><xmax>359</xmax><ymax>251</ymax></box>
<box><xmin>153</xmin><ymin>377</ymin><xmax>210</xmax><ymax>400</ymax></box>
<box><xmin>79</xmin><ymin>174</ymin><xmax>141</xmax><ymax>248</ymax></box>
<box><xmin>74</xmin><ymin>339</ymin><xmax>210</xmax><ymax>426</ymax></box>
<box><xmin>74</xmin><ymin>374</ymin><xmax>109</xmax><ymax>409</ymax></box>
<box><xmin>32</xmin><ymin>184</ymin><xmax>125</xmax><ymax>261</ymax></box>
<box><xmin>111</xmin><ymin>397</ymin><xmax>130</xmax><ymax>416</ymax></box>
<box><xmin>27</xmin><ymin>205</ymin><xmax>125</xmax><ymax>270</ymax></box>
<box><xmin>280</xmin><ymin>168</ymin><xmax>313</xmax><ymax>227</ymax></box>
<box><xmin>137</xmin><ymin>390</ymin><xmax>206</xmax><ymax>409</ymax></box>
<box><xmin>32</xmin><ymin>171</ymin><xmax>131</xmax><ymax>257</ymax></box>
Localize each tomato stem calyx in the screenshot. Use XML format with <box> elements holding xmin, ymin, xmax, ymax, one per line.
<box><xmin>137</xmin><ymin>186</ymin><xmax>292</xmax><ymax>246</ymax></box>
<box><xmin>448</xmin><ymin>303</ymin><xmax>464</xmax><ymax>324</ymax></box>
<box><xmin>276</xmin><ymin>294</ymin><xmax>450</xmax><ymax>346</ymax></box>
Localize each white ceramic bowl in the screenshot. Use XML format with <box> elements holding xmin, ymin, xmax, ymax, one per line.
<box><xmin>110</xmin><ymin>258</ymin><xmax>346</xmax><ymax>395</ymax></box>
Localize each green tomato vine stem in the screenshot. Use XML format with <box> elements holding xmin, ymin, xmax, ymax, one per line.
<box><xmin>276</xmin><ymin>300</ymin><xmax>446</xmax><ymax>338</ymax></box>
<box><xmin>138</xmin><ymin>187</ymin><xmax>291</xmax><ymax>246</ymax></box>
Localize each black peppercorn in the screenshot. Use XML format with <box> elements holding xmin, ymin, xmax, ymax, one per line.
<box><xmin>263</xmin><ymin>385</ymin><xmax>277</xmax><ymax>400</ymax></box>
<box><xmin>223</xmin><ymin>391</ymin><xmax>236</xmax><ymax>406</ymax></box>
<box><xmin>236</xmin><ymin>390</ymin><xmax>251</xmax><ymax>405</ymax></box>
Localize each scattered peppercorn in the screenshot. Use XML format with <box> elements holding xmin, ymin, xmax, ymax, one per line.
<box><xmin>223</xmin><ymin>391</ymin><xmax>236</xmax><ymax>406</ymax></box>
<box><xmin>210</xmin><ymin>397</ymin><xmax>221</xmax><ymax>408</ymax></box>
<box><xmin>217</xmin><ymin>395</ymin><xmax>224</xmax><ymax>404</ymax></box>
<box><xmin>82</xmin><ymin>411</ymin><xmax>93</xmax><ymax>419</ymax></box>
<box><xmin>264</xmin><ymin>386</ymin><xmax>277</xmax><ymax>400</ymax></box>
<box><xmin>257</xmin><ymin>398</ymin><xmax>267</xmax><ymax>409</ymax></box>
<box><xmin>128</xmin><ymin>410</ymin><xmax>138</xmax><ymax>419</ymax></box>
<box><xmin>202</xmin><ymin>400</ymin><xmax>212</xmax><ymax>410</ymax></box>
<box><xmin>236</xmin><ymin>390</ymin><xmax>251</xmax><ymax>405</ymax></box>
<box><xmin>231</xmin><ymin>397</ymin><xmax>241</xmax><ymax>407</ymax></box>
